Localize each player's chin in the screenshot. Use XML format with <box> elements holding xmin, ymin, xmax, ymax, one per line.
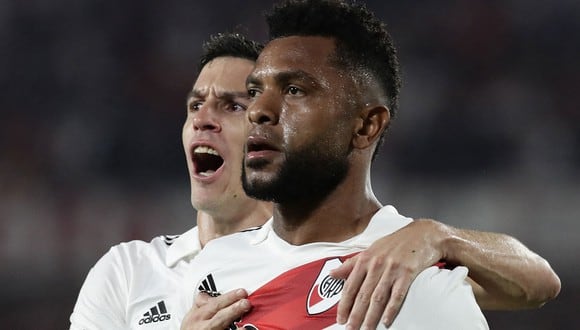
<box><xmin>243</xmin><ymin>159</ymin><xmax>279</xmax><ymax>182</ymax></box>
<box><xmin>245</xmin><ymin>156</ymin><xmax>269</xmax><ymax>169</ymax></box>
<box><xmin>241</xmin><ymin>173</ymin><xmax>278</xmax><ymax>201</ymax></box>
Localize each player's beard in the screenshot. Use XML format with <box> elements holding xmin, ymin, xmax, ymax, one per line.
<box><xmin>241</xmin><ymin>139</ymin><xmax>350</xmax><ymax>206</ymax></box>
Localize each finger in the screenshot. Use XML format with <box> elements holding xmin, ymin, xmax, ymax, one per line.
<box><xmin>210</xmin><ymin>298</ymin><xmax>252</xmax><ymax>329</ymax></box>
<box><xmin>381</xmin><ymin>277</ymin><xmax>412</xmax><ymax>327</ymax></box>
<box><xmin>202</xmin><ymin>289</ymin><xmax>248</xmax><ymax>317</ymax></box>
<box><xmin>194</xmin><ymin>291</ymin><xmax>212</xmax><ymax>308</ymax></box>
<box><xmin>330</xmin><ymin>255</ymin><xmax>358</xmax><ymax>279</ymax></box>
<box><xmin>360</xmin><ymin>274</ymin><xmax>393</xmax><ymax>330</ymax></box>
<box><xmin>182</xmin><ymin>299</ymin><xmax>251</xmax><ymax>330</ymax></box>
<box><xmin>345</xmin><ymin>265</ymin><xmax>385</xmax><ymax>330</ymax></box>
<box><xmin>336</xmin><ymin>258</ymin><xmax>366</xmax><ymax>324</ymax></box>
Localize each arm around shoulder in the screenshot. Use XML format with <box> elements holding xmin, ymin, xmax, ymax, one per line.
<box><xmin>434</xmin><ymin>219</ymin><xmax>561</xmax><ymax>309</ymax></box>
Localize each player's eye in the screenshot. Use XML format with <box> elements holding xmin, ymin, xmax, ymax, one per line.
<box><xmin>286</xmin><ymin>86</ymin><xmax>304</xmax><ymax>96</ymax></box>
<box><xmin>229</xmin><ymin>103</ymin><xmax>246</xmax><ymax>112</ymax></box>
<box><xmin>188</xmin><ymin>102</ymin><xmax>202</xmax><ymax>112</ymax></box>
<box><xmin>248</xmin><ymin>89</ymin><xmax>261</xmax><ymax>98</ymax></box>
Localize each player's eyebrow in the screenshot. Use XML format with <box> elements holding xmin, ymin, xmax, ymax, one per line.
<box><xmin>186</xmin><ymin>89</ymin><xmax>249</xmax><ymax>103</ymax></box>
<box><xmin>247</xmin><ymin>69</ymin><xmax>323</xmax><ymax>89</ymax></box>
<box><xmin>186</xmin><ymin>89</ymin><xmax>202</xmax><ymax>103</ymax></box>
<box><xmin>276</xmin><ymin>69</ymin><xmax>320</xmax><ymax>87</ymax></box>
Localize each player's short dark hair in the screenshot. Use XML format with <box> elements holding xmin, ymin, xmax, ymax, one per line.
<box><xmin>198</xmin><ymin>33</ymin><xmax>264</xmax><ymax>72</ymax></box>
<box><xmin>266</xmin><ymin>0</ymin><xmax>402</xmax><ymax>159</ymax></box>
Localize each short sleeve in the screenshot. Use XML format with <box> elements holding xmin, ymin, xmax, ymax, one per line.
<box><xmin>69</xmin><ymin>246</ymin><xmax>129</xmax><ymax>330</ymax></box>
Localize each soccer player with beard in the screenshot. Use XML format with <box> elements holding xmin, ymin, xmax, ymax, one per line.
<box><xmin>179</xmin><ymin>1</ymin><xmax>559</xmax><ymax>330</ymax></box>
<box><xmin>70</xmin><ymin>26</ymin><xmax>558</xmax><ymax>330</ymax></box>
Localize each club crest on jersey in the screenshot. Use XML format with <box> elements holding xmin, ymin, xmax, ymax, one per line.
<box><xmin>306</xmin><ymin>258</ymin><xmax>344</xmax><ymax>315</ymax></box>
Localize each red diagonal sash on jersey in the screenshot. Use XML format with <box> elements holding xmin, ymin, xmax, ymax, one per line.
<box><xmin>235</xmin><ymin>253</ymin><xmax>358</xmax><ymax>330</ymax></box>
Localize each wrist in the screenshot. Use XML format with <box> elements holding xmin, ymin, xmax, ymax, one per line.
<box><xmin>430</xmin><ymin>219</ymin><xmax>460</xmax><ymax>265</ymax></box>
<box><xmin>442</xmin><ymin>225</ymin><xmax>474</xmax><ymax>268</ymax></box>
<box><xmin>414</xmin><ymin>218</ymin><xmax>452</xmax><ymax>263</ymax></box>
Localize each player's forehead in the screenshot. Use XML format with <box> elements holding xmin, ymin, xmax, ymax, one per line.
<box><xmin>192</xmin><ymin>57</ymin><xmax>255</xmax><ymax>97</ymax></box>
<box><xmin>250</xmin><ymin>36</ymin><xmax>340</xmax><ymax>86</ymax></box>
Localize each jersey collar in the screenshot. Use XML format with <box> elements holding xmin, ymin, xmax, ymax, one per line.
<box><xmin>250</xmin><ymin>217</ymin><xmax>273</xmax><ymax>245</ymax></box>
<box><xmin>165</xmin><ymin>226</ymin><xmax>202</xmax><ymax>267</ymax></box>
<box><xmin>249</xmin><ymin>206</ymin><xmax>411</xmax><ymax>246</ymax></box>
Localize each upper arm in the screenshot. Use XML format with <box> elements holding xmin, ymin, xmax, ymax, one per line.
<box><xmin>465</xmin><ymin>275</ymin><xmax>516</xmax><ymax>310</ymax></box>
<box><xmin>465</xmin><ymin>276</ymin><xmax>500</xmax><ymax>309</ymax></box>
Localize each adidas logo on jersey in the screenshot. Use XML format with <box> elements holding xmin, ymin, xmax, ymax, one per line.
<box><xmin>138</xmin><ymin>301</ymin><xmax>171</xmax><ymax>325</ymax></box>
<box><xmin>196</xmin><ymin>274</ymin><xmax>241</xmax><ymax>329</ymax></box>
<box><xmin>198</xmin><ymin>273</ymin><xmax>220</xmax><ymax>297</ymax></box>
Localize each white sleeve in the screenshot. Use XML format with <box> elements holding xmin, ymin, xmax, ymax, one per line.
<box><xmin>388</xmin><ymin>266</ymin><xmax>489</xmax><ymax>330</ymax></box>
<box><xmin>69</xmin><ymin>246</ymin><xmax>129</xmax><ymax>330</ymax></box>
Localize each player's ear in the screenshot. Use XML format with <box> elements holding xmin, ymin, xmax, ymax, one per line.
<box><xmin>352</xmin><ymin>104</ymin><xmax>390</xmax><ymax>149</ymax></box>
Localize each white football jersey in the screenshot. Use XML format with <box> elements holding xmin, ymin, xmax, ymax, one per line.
<box><xmin>188</xmin><ymin>206</ymin><xmax>489</xmax><ymax>330</ymax></box>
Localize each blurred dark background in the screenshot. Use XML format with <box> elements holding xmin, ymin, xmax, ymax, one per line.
<box><xmin>1</xmin><ymin>0</ymin><xmax>578</xmax><ymax>329</ymax></box>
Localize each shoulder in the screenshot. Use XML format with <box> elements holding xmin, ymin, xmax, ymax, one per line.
<box><xmin>119</xmin><ymin>234</ymin><xmax>176</xmax><ymax>257</ymax></box>
<box><xmin>76</xmin><ymin>237</ymin><xmax>164</xmax><ymax>282</ymax></box>
<box><xmin>76</xmin><ymin>235</ymin><xmax>175</xmax><ymax>296</ymax></box>
<box><xmin>375</xmin><ymin>205</ymin><xmax>413</xmax><ymax>225</ymax></box>
<box><xmin>411</xmin><ymin>266</ymin><xmax>471</xmax><ymax>297</ymax></box>
<box><xmin>391</xmin><ymin>266</ymin><xmax>489</xmax><ymax>329</ymax></box>
<box><xmin>70</xmin><ymin>233</ymin><xmax>185</xmax><ymax>329</ymax></box>
<box><xmin>79</xmin><ymin>232</ymin><xmax>186</xmax><ymax>300</ymax></box>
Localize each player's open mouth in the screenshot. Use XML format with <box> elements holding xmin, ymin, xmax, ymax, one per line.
<box><xmin>192</xmin><ymin>145</ymin><xmax>224</xmax><ymax>177</ymax></box>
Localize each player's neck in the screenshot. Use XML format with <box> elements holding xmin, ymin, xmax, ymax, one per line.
<box><xmin>196</xmin><ymin>201</ymin><xmax>273</xmax><ymax>247</ymax></box>
<box><xmin>272</xmin><ymin>173</ymin><xmax>381</xmax><ymax>245</ymax></box>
